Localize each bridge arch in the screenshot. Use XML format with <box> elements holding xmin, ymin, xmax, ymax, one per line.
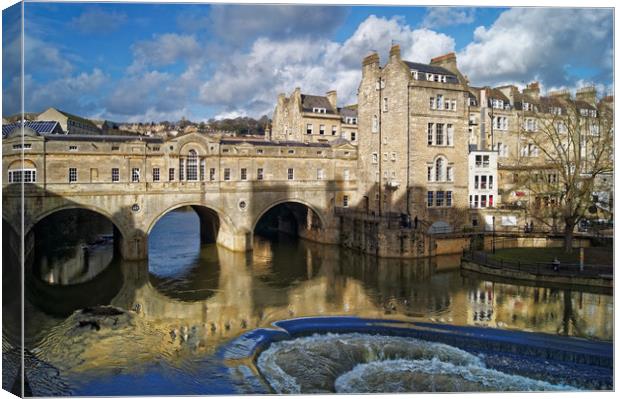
<box><xmin>26</xmin><ymin>203</ymin><xmax>130</xmax><ymax>239</ymax></box>
<box><xmin>252</xmin><ymin>198</ymin><xmax>326</xmax><ymax>233</ymax></box>
<box><xmin>146</xmin><ymin>201</ymin><xmax>237</xmax><ymax>238</ymax></box>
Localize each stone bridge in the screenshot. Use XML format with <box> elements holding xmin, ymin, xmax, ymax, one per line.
<box><xmin>2</xmin><ymin>130</ymin><xmax>359</xmax><ymax>261</ymax></box>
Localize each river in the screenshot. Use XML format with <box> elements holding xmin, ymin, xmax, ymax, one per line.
<box><xmin>4</xmin><ymin>208</ymin><xmax>613</xmax><ymax>395</ymax></box>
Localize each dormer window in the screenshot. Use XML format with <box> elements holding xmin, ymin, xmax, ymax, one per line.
<box><xmin>491</xmin><ymin>98</ymin><xmax>504</xmax><ymax>109</ymax></box>
<box><xmin>411</xmin><ymin>70</ymin><xmax>419</xmax><ymax>80</ymax></box>
<box><xmin>550</xmin><ymin>107</ymin><xmax>562</xmax><ymax>116</ymax></box>
<box><xmin>469</xmin><ymin>97</ymin><xmax>477</xmax><ymax>106</ymax></box>
<box><xmin>313</xmin><ymin>107</ymin><xmax>327</xmax><ymax>114</ymax></box>
<box><xmin>345</xmin><ymin>117</ymin><xmax>357</xmax><ymax>124</ymax></box>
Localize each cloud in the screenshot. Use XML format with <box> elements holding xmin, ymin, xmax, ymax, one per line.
<box><xmin>421</xmin><ymin>7</ymin><xmax>476</xmax><ymax>28</ymax></box>
<box><xmin>205</xmin><ymin>5</ymin><xmax>348</xmax><ymax>45</ymax></box>
<box><xmin>24</xmin><ymin>69</ymin><xmax>109</xmax><ymax>116</ymax></box>
<box><xmin>199</xmin><ymin>15</ymin><xmax>455</xmax><ymax>117</ymax></box>
<box><xmin>457</xmin><ymin>8</ymin><xmax>613</xmax><ymax>89</ymax></box>
<box><xmin>128</xmin><ymin>33</ymin><xmax>202</xmax><ymax>72</ymax></box>
<box><xmin>70</xmin><ymin>8</ymin><xmax>128</xmax><ymax>34</ymax></box>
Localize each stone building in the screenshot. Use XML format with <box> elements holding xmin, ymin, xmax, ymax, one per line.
<box><xmin>355</xmin><ymin>46</ymin><xmax>470</xmax><ymax>230</ymax></box>
<box><xmin>271</xmin><ymin>88</ymin><xmax>358</xmax><ymax>145</ymax></box>
<box><xmin>36</xmin><ymin>107</ymin><xmax>101</xmax><ymax>135</ymax></box>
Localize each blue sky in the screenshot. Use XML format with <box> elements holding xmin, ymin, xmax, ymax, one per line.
<box><xmin>2</xmin><ymin>2</ymin><xmax>613</xmax><ymax>122</ymax></box>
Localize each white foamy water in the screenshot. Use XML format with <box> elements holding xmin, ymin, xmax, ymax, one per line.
<box><xmin>256</xmin><ymin>333</ymin><xmax>576</xmax><ymax>394</ymax></box>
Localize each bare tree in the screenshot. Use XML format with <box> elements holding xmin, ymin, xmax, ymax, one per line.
<box><xmin>518</xmin><ymin>98</ymin><xmax>613</xmax><ymax>252</ymax></box>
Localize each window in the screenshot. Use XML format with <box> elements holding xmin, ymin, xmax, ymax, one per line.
<box><xmin>474</xmin><ymin>195</ymin><xmax>479</xmax><ymax>208</ymax></box>
<box><xmin>69</xmin><ymin>168</ymin><xmax>77</xmax><ymax>183</ymax></box>
<box><xmin>179</xmin><ymin>159</ymin><xmax>185</xmax><ymax>180</ymax></box>
<box><xmin>427</xmin><ymin>191</ymin><xmax>434</xmax><ymax>207</ymax></box>
<box><xmin>8</xmin><ymin>169</ymin><xmax>36</xmax><ymax>183</ymax></box>
<box><xmin>313</xmin><ymin>107</ymin><xmax>326</xmax><ymax>113</ymax></box>
<box><xmin>343</xmin><ymin>169</ymin><xmax>350</xmax><ymax>180</ymax></box>
<box><xmin>287</xmin><ymin>168</ymin><xmax>294</xmax><ymax>180</ymax></box>
<box><xmin>383</xmin><ymin>152</ymin><xmax>388</xmax><ymax>161</ymax></box>
<box><xmin>12</xmin><ymin>143</ymin><xmax>32</xmax><ymax>150</ymax></box>
<box><xmin>112</xmin><ymin>168</ymin><xmax>119</xmax><ymax>182</ymax></box>
<box><xmin>427</xmin><ymin>166</ymin><xmax>433</xmax><ymax>182</ymax></box>
<box><xmin>436</xmin><ymin>95</ymin><xmax>443</xmax><ymax>109</ymax></box>
<box><xmin>257</xmin><ymin>149</ymin><xmax>264</xmax><ymax>154</ymax></box>
<box><xmin>436</xmin><ymin>191</ymin><xmax>445</xmax><ymax>207</ymax></box>
<box><xmin>475</xmin><ymin>155</ymin><xmax>482</xmax><ymax>167</ymax></box>
<box><xmin>447</xmin><ymin>166</ymin><xmax>453</xmax><ymax>182</ymax></box>
<box><xmin>317</xmin><ymin>168</ymin><xmax>325</xmax><ymax>180</ymax></box>
<box><xmin>236</xmin><ymin>168</ymin><xmax>246</xmax><ymax>181</ymax></box>
<box><xmin>132</xmin><ymin>168</ymin><xmax>140</xmax><ymax>183</ymax></box>
<box><xmin>489</xmin><ymin>195</ymin><xmax>493</xmax><ymax>207</ymax></box>
<box><xmin>446</xmin><ymin>124</ymin><xmax>453</xmax><ymax>146</ymax></box>
<box><xmin>151</xmin><ymin>146</ymin><xmax>160</xmax><ymax>151</ymax></box>
<box><xmin>111</xmin><ymin>145</ymin><xmax>120</xmax><ymax>151</ymax></box>
<box><xmin>435</xmin><ymin>123</ymin><xmax>444</xmax><ymax>145</ymax></box>
<box><xmin>451</xmin><ymin>100</ymin><xmax>457</xmax><ymax>111</ymax></box>
<box><xmin>169</xmin><ymin>168</ymin><xmax>175</xmax><ymax>181</ymax></box>
<box><xmin>209</xmin><ymin>168</ymin><xmax>216</xmax><ymax>181</ymax></box>
<box><xmin>411</xmin><ymin>70</ymin><xmax>419</xmax><ymax>79</ymax></box>
<box><xmin>383</xmin><ymin>97</ymin><xmax>388</xmax><ymax>112</ymax></box>
<box><xmin>257</xmin><ymin>168</ymin><xmax>264</xmax><ymax>180</ymax></box>
<box><xmin>186</xmin><ymin>150</ymin><xmax>198</xmax><ymax>181</ymax></box>
<box><xmin>343</xmin><ymin>195</ymin><xmax>349</xmax><ymax>207</ymax></box>
<box><xmin>391</xmin><ymin>152</ymin><xmax>396</xmax><ymax>161</ymax></box>
<box><xmin>427</xmin><ymin>123</ymin><xmax>434</xmax><ymax>145</ymax></box>
<box><xmin>345</xmin><ymin>117</ymin><xmax>357</xmax><ymax>124</ymax></box>
<box><xmin>307</xmin><ymin>124</ymin><xmax>313</xmax><ymax>134</ymax></box>
<box><xmin>332</xmin><ymin>126</ymin><xmax>337</xmax><ymax>136</ymax></box>
<box><xmin>474</xmin><ymin>175</ymin><xmax>479</xmax><ymax>189</ymax></box>
<box><xmin>435</xmin><ymin>158</ymin><xmax>443</xmax><ymax>181</ymax></box>
<box><xmin>69</xmin><ymin>145</ymin><xmax>78</xmax><ymax>151</ymax></box>
<box><xmin>319</xmin><ymin>125</ymin><xmax>325</xmax><ymax>135</ymax></box>
<box><xmin>224</xmin><ymin>168</ymin><xmax>231</xmax><ymax>181</ymax></box>
<box><xmin>222</xmin><ymin>148</ymin><xmax>229</xmax><ymax>153</ymax></box>
<box><xmin>481</xmin><ymin>195</ymin><xmax>487</xmax><ymax>208</ymax></box>
<box><xmin>481</xmin><ymin>175</ymin><xmax>487</xmax><ymax>189</ymax></box>
<box><xmin>430</xmin><ymin>97</ymin><xmax>435</xmax><ymax>110</ymax></box>
<box><xmin>152</xmin><ymin>168</ymin><xmax>160</xmax><ymax>182</ymax></box>
<box><xmin>372</xmin><ymin>115</ymin><xmax>378</xmax><ymax>133</ymax></box>
<box><xmin>446</xmin><ymin>191</ymin><xmax>452</xmax><ymax>207</ymax></box>
<box><xmin>351</xmin><ymin>132</ymin><xmax>356</xmax><ymax>141</ymax></box>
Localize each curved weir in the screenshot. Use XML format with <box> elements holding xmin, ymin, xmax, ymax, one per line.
<box><xmin>218</xmin><ymin>317</ymin><xmax>613</xmax><ymax>394</ymax></box>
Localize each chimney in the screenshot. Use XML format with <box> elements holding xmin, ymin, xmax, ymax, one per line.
<box><xmin>326</xmin><ymin>90</ymin><xmax>337</xmax><ymax>111</ymax></box>
<box><xmin>523</xmin><ymin>81</ymin><xmax>540</xmax><ymax>100</ymax></box>
<box><xmin>576</xmin><ymin>86</ymin><xmax>597</xmax><ymax>106</ymax></box>
<box><xmin>430</xmin><ymin>52</ymin><xmax>458</xmax><ymax>74</ymax></box>
<box><xmin>549</xmin><ymin>89</ymin><xmax>571</xmax><ymax>101</ymax></box>
<box><xmin>362</xmin><ymin>51</ymin><xmax>380</xmax><ymax>78</ymax></box>
<box><xmin>389</xmin><ymin>43</ymin><xmax>401</xmax><ymax>62</ymax></box>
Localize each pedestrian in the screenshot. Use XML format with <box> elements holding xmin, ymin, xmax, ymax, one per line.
<box><xmin>530</xmin><ymin>221</ymin><xmax>534</xmax><ymax>233</ymax></box>
<box><xmin>414</xmin><ymin>215</ymin><xmax>418</xmax><ymax>230</ymax></box>
<box><xmin>552</xmin><ymin>257</ymin><xmax>560</xmax><ymax>272</ymax></box>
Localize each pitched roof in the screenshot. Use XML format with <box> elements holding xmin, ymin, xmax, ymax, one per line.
<box><xmin>485</xmin><ymin>87</ymin><xmax>510</xmax><ymax>102</ymax></box>
<box><xmin>403</xmin><ymin>61</ymin><xmax>459</xmax><ymax>84</ymax></box>
<box><xmin>574</xmin><ymin>100</ymin><xmax>596</xmax><ymax>110</ymax></box>
<box><xmin>339</xmin><ymin>106</ymin><xmax>358</xmax><ymax>118</ymax></box>
<box><xmin>2</xmin><ymin>121</ymin><xmax>64</xmax><ymax>138</ymax></box>
<box><xmin>300</xmin><ymin>94</ymin><xmax>336</xmax><ymax>114</ymax></box>
<box><xmin>53</xmin><ymin>108</ymin><xmax>99</xmax><ymax>128</ymax></box>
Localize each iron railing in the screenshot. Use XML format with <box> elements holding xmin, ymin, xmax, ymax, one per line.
<box><xmin>462</xmin><ymin>250</ymin><xmax>613</xmax><ymax>279</ymax></box>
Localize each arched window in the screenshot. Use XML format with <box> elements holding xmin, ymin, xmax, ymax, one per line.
<box><xmin>186</xmin><ymin>150</ymin><xmax>198</xmax><ymax>181</ymax></box>
<box><xmin>435</xmin><ymin>157</ymin><xmax>444</xmax><ymax>181</ymax></box>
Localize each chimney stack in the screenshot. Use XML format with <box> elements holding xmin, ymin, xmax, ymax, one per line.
<box><xmin>326</xmin><ymin>90</ymin><xmax>337</xmax><ymax>111</ymax></box>
<box><xmin>430</xmin><ymin>52</ymin><xmax>458</xmax><ymax>74</ymax></box>
<box><xmin>576</xmin><ymin>86</ymin><xmax>597</xmax><ymax>106</ymax></box>
<box><xmin>389</xmin><ymin>44</ymin><xmax>401</xmax><ymax>61</ymax></box>
<box><xmin>523</xmin><ymin>81</ymin><xmax>540</xmax><ymax>100</ymax></box>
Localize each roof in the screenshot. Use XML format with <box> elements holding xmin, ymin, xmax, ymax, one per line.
<box><xmin>2</xmin><ymin>121</ymin><xmax>63</xmax><ymax>138</ymax></box>
<box><xmin>300</xmin><ymin>94</ymin><xmax>336</xmax><ymax>114</ymax></box>
<box><xmin>485</xmin><ymin>87</ymin><xmax>510</xmax><ymax>102</ymax></box>
<box><xmin>339</xmin><ymin>106</ymin><xmax>358</xmax><ymax>118</ymax></box>
<box><xmin>513</xmin><ymin>92</ymin><xmax>539</xmax><ymax>110</ymax></box>
<box><xmin>53</xmin><ymin>108</ymin><xmax>99</xmax><ymax>128</ymax></box>
<box><xmin>403</xmin><ymin>61</ymin><xmax>459</xmax><ymax>84</ymax></box>
<box><xmin>44</xmin><ymin>134</ymin><xmax>163</xmax><ymax>143</ymax></box>
<box><xmin>574</xmin><ymin>100</ymin><xmax>596</xmax><ymax>110</ymax></box>
<box><xmin>220</xmin><ymin>139</ymin><xmax>332</xmax><ymax>148</ymax></box>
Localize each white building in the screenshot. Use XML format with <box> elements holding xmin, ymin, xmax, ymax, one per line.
<box><xmin>468</xmin><ymin>150</ymin><xmax>500</xmax><ymax>230</ymax></box>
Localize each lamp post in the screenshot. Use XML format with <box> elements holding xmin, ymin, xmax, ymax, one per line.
<box><xmin>492</xmin><ymin>215</ymin><xmax>496</xmax><ymax>254</ymax></box>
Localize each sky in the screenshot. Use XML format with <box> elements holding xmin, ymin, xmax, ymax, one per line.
<box><xmin>1</xmin><ymin>1</ymin><xmax>614</xmax><ymax>122</ymax></box>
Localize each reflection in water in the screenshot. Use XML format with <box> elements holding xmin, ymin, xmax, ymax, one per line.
<box><xmin>21</xmin><ymin>209</ymin><xmax>613</xmax><ymax>395</ymax></box>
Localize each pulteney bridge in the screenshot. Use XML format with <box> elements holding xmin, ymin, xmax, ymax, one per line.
<box><xmin>2</xmin><ymin>128</ymin><xmax>359</xmax><ymax>261</ymax></box>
